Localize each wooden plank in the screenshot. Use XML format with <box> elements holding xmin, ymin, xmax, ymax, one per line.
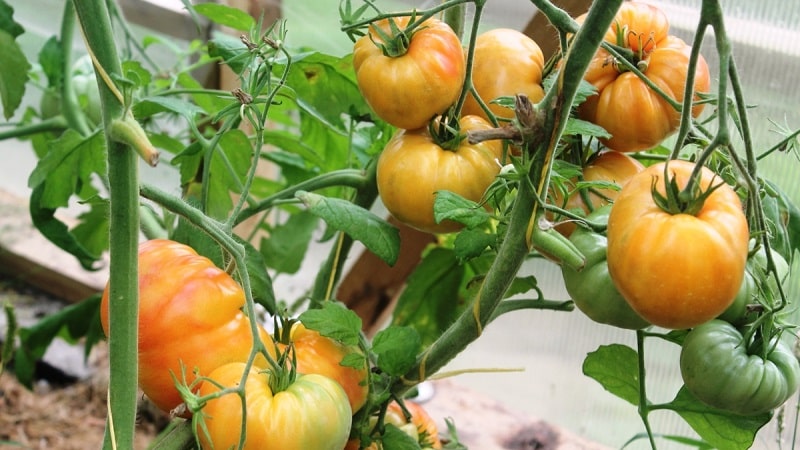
<box><xmin>0</xmin><ymin>189</ymin><xmax>108</xmax><ymax>303</ymax></box>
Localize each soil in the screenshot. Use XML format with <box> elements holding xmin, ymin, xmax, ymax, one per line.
<box><xmin>0</xmin><ymin>276</ymin><xmax>164</xmax><ymax>449</ymax></box>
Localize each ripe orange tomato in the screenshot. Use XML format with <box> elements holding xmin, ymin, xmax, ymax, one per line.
<box><xmin>281</xmin><ymin>322</ymin><xmax>369</xmax><ymax>413</ymax></box>
<box><xmin>353</xmin><ymin>16</ymin><xmax>465</xmax><ymax>130</ymax></box>
<box><xmin>576</xmin><ymin>2</ymin><xmax>711</xmax><ymax>151</ymax></box>
<box><xmin>461</xmin><ymin>28</ymin><xmax>545</xmax><ymax>121</ymax></box>
<box><xmin>606</xmin><ymin>160</ymin><xmax>749</xmax><ymax>329</ymax></box>
<box><xmin>376</xmin><ymin>115</ymin><xmax>504</xmax><ymax>234</ymax></box>
<box><xmin>100</xmin><ymin>239</ymin><xmax>272</xmax><ymax>415</ymax></box>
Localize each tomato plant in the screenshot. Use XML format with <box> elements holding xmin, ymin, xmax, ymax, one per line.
<box><xmin>576</xmin><ymin>2</ymin><xmax>711</xmax><ymax>152</ymax></box>
<box><xmin>353</xmin><ymin>16</ymin><xmax>466</xmax><ymax>130</ymax></box>
<box><xmin>606</xmin><ymin>159</ymin><xmax>750</xmax><ymax>329</ymax></box>
<box><xmin>550</xmin><ymin>150</ymin><xmax>644</xmax><ymax>237</ymax></box>
<box><xmin>376</xmin><ymin>115</ymin><xmax>504</xmax><ymax>234</ymax></box>
<box><xmin>560</xmin><ymin>206</ymin><xmax>650</xmax><ymax>330</ymax></box>
<box><xmin>680</xmin><ymin>319</ymin><xmax>800</xmax><ymax>416</ymax></box>
<box><xmin>279</xmin><ymin>321</ymin><xmax>369</xmax><ymax>413</ymax></box>
<box><xmin>195</xmin><ymin>361</ymin><xmax>352</xmax><ymax>450</ymax></box>
<box><xmin>100</xmin><ymin>239</ymin><xmax>272</xmax><ymax>415</ymax></box>
<box><xmin>461</xmin><ymin>28</ymin><xmax>545</xmax><ymax>122</ymax></box>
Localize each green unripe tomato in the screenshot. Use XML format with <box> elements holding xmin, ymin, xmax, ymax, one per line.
<box><xmin>560</xmin><ymin>206</ymin><xmax>650</xmax><ymax>329</ymax></box>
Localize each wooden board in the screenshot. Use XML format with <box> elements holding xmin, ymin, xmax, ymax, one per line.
<box><xmin>0</xmin><ymin>189</ymin><xmax>108</xmax><ymax>302</ymax></box>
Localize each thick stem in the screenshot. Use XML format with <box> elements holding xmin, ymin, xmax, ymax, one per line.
<box><xmin>389</xmin><ymin>0</ymin><xmax>624</xmax><ymax>394</ymax></box>
<box><xmin>72</xmin><ymin>0</ymin><xmax>139</xmax><ymax>448</ymax></box>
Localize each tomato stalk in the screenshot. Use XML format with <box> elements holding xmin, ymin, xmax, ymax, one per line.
<box><xmin>389</xmin><ymin>0</ymin><xmax>623</xmax><ymax>395</ymax></box>
<box><xmin>72</xmin><ymin>0</ymin><xmax>139</xmax><ymax>448</ymax></box>
<box><xmin>59</xmin><ymin>1</ymin><xmax>92</xmax><ymax>137</ymax></box>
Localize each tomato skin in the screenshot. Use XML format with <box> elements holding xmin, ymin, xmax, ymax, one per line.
<box><xmin>680</xmin><ymin>319</ymin><xmax>800</xmax><ymax>416</ymax></box>
<box><xmin>283</xmin><ymin>322</ymin><xmax>369</xmax><ymax>413</ymax></box>
<box><xmin>100</xmin><ymin>239</ymin><xmax>272</xmax><ymax>415</ymax></box>
<box><xmin>606</xmin><ymin>160</ymin><xmax>749</xmax><ymax>329</ymax></box>
<box><xmin>561</xmin><ymin>206</ymin><xmax>650</xmax><ymax>329</ymax></box>
<box><xmin>376</xmin><ymin>115</ymin><xmax>503</xmax><ymax>234</ymax></box>
<box><xmin>551</xmin><ymin>150</ymin><xmax>645</xmax><ymax>237</ymax></box>
<box><xmin>353</xmin><ymin>16</ymin><xmax>465</xmax><ymax>130</ymax></box>
<box><xmin>577</xmin><ymin>2</ymin><xmax>711</xmax><ymax>152</ymax></box>
<box><xmin>197</xmin><ymin>362</ymin><xmax>352</xmax><ymax>450</ymax></box>
<box><xmin>718</xmin><ymin>244</ymin><xmax>790</xmax><ymax>325</ymax></box>
<box><xmin>462</xmin><ymin>28</ymin><xmax>545</xmax><ymax>121</ymax></box>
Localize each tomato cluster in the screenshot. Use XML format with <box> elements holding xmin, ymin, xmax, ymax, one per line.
<box><xmin>100</xmin><ymin>239</ymin><xmax>377</xmax><ymax>448</ymax></box>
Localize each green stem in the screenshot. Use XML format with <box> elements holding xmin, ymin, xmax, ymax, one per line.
<box><xmin>60</xmin><ymin>1</ymin><xmax>92</xmax><ymax>137</ymax></box>
<box><xmin>635</xmin><ymin>330</ymin><xmax>658</xmax><ymax>450</ymax></box>
<box><xmin>388</xmin><ymin>0</ymin><xmax>623</xmax><ymax>395</ymax></box>
<box><xmin>72</xmin><ymin>0</ymin><xmax>139</xmax><ymax>448</ymax></box>
<box><xmin>0</xmin><ymin>117</ymin><xmax>68</xmax><ymax>141</ymax></box>
<box><xmin>234</xmin><ymin>169</ymin><xmax>369</xmax><ymax>226</ymax></box>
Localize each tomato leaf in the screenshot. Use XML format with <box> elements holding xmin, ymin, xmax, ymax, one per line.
<box><xmin>391</xmin><ymin>247</ymin><xmax>465</xmax><ymax>347</ymax></box>
<box><xmin>762</xmin><ymin>179</ymin><xmax>800</xmax><ymax>264</ymax></box>
<box><xmin>193</xmin><ymin>3</ymin><xmax>254</xmax><ymax>32</ymax></box>
<box><xmin>563</xmin><ymin>117</ymin><xmax>611</xmax><ymax>139</ymax></box>
<box><xmin>371</xmin><ymin>325</ymin><xmax>421</xmax><ymax>377</ymax></box>
<box><xmin>452</xmin><ymin>228</ymin><xmax>496</xmax><ymax>262</ymax></box>
<box><xmin>582</xmin><ymin>344</ymin><xmax>640</xmax><ymax>406</ymax></box>
<box><xmin>14</xmin><ymin>295</ymin><xmax>103</xmax><ymax>389</ymax></box>
<box><xmin>0</xmin><ymin>1</ymin><xmax>28</xmax><ymax>120</ymax></box>
<box><xmin>433</xmin><ymin>190</ymin><xmax>493</xmax><ymax>229</ymax></box>
<box><xmin>299</xmin><ymin>302</ymin><xmax>362</xmax><ymax>347</ymax></box>
<box><xmin>668</xmin><ymin>387</ymin><xmax>770</xmax><ymax>450</ymax></box>
<box><xmin>296</xmin><ymin>190</ymin><xmax>400</xmax><ymax>267</ymax></box>
<box><xmin>37</xmin><ymin>36</ymin><xmax>63</xmax><ymax>90</ymax></box>
<box><xmin>381</xmin><ymin>423</ymin><xmax>422</xmax><ymax>449</ymax></box>
<box><xmin>259</xmin><ymin>211</ymin><xmax>318</xmax><ymax>275</ymax></box>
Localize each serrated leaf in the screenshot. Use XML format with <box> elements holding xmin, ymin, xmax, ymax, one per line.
<box><xmin>38</xmin><ymin>36</ymin><xmax>63</xmax><ymax>89</ymax></box>
<box><xmin>391</xmin><ymin>248</ymin><xmax>464</xmax><ymax>347</ymax></box>
<box><xmin>27</xmin><ymin>130</ymin><xmax>107</xmax><ymax>208</ymax></box>
<box><xmin>134</xmin><ymin>96</ymin><xmax>205</xmax><ymax>121</ymax></box>
<box><xmin>563</xmin><ymin>117</ymin><xmax>610</xmax><ymax>139</ymax></box>
<box><xmin>452</xmin><ymin>228</ymin><xmax>495</xmax><ymax>262</ymax></box>
<box><xmin>207</xmin><ymin>33</ymin><xmax>249</xmax><ymax>75</ymax></box>
<box><xmin>371</xmin><ymin>326</ymin><xmax>421</xmax><ymax>377</ymax></box>
<box><xmin>583</xmin><ymin>344</ymin><xmax>640</xmax><ymax>406</ymax></box>
<box><xmin>194</xmin><ymin>3</ymin><xmax>254</xmax><ymax>31</ymax></box>
<box><xmin>669</xmin><ymin>387</ymin><xmax>770</xmax><ymax>450</ymax></box>
<box><xmin>259</xmin><ymin>211</ymin><xmax>318</xmax><ymax>275</ymax></box>
<box><xmin>29</xmin><ymin>185</ymin><xmax>102</xmax><ymax>270</ymax></box>
<box><xmin>0</xmin><ymin>29</ymin><xmax>31</xmax><ymax>119</ymax></box>
<box><xmin>299</xmin><ymin>302</ymin><xmax>362</xmax><ymax>347</ymax></box>
<box><xmin>297</xmin><ymin>191</ymin><xmax>400</xmax><ymax>266</ymax></box>
<box><xmin>381</xmin><ymin>424</ymin><xmax>422</xmax><ymax>450</ymax></box>
<box><xmin>71</xmin><ymin>197</ymin><xmax>110</xmax><ymax>257</ymax></box>
<box><xmin>433</xmin><ymin>190</ymin><xmax>493</xmax><ymax>229</ymax></box>
<box><xmin>0</xmin><ymin>0</ymin><xmax>24</xmax><ymax>38</ymax></box>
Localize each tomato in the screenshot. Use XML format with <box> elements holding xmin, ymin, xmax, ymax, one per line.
<box><xmin>606</xmin><ymin>160</ymin><xmax>749</xmax><ymax>329</ymax></box>
<box><xmin>100</xmin><ymin>239</ymin><xmax>272</xmax><ymax>415</ymax></box>
<box><xmin>353</xmin><ymin>16</ymin><xmax>466</xmax><ymax>130</ymax></box>
<box><xmin>196</xmin><ymin>361</ymin><xmax>352</xmax><ymax>450</ymax></box>
<box><xmin>376</xmin><ymin>115</ymin><xmax>504</xmax><ymax>234</ymax></box>
<box><xmin>718</xmin><ymin>243</ymin><xmax>790</xmax><ymax>325</ymax></box>
<box><xmin>461</xmin><ymin>28</ymin><xmax>545</xmax><ymax>121</ymax></box>
<box><xmin>680</xmin><ymin>319</ymin><xmax>800</xmax><ymax>416</ymax></box>
<box><xmin>576</xmin><ymin>2</ymin><xmax>711</xmax><ymax>152</ymax></box>
<box><xmin>345</xmin><ymin>400</ymin><xmax>442</xmax><ymax>450</ymax></box>
<box><xmin>561</xmin><ymin>206</ymin><xmax>650</xmax><ymax>329</ymax></box>
<box><xmin>550</xmin><ymin>150</ymin><xmax>645</xmax><ymax>237</ymax></box>
<box><xmin>282</xmin><ymin>322</ymin><xmax>369</xmax><ymax>413</ymax></box>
